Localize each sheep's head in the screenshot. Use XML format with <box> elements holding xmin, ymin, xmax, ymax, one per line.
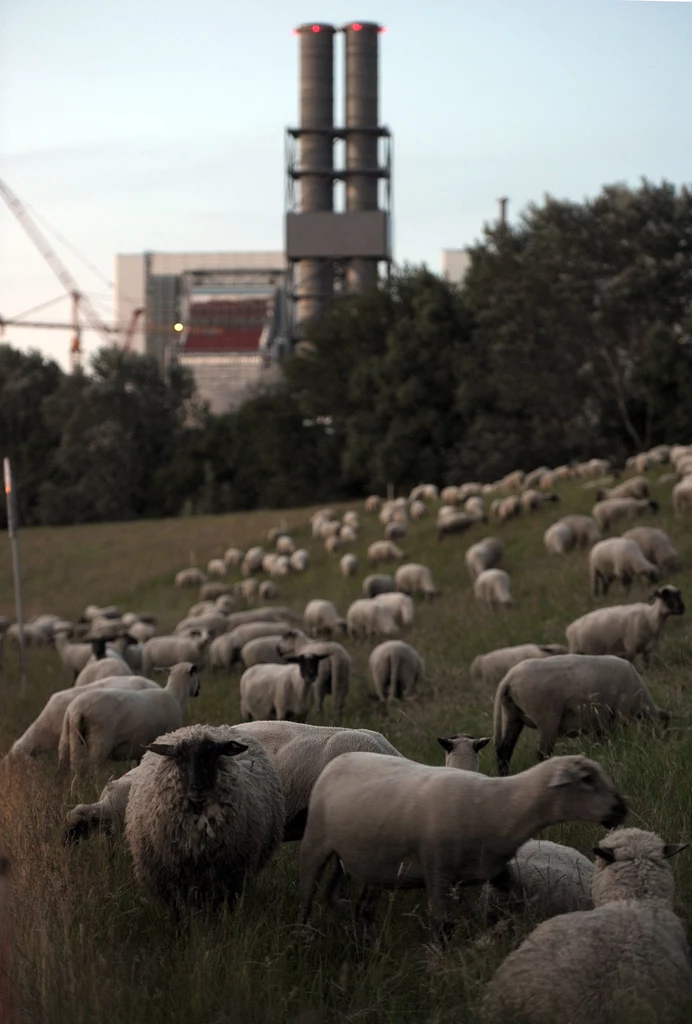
<box><xmin>145</xmin><ymin>736</ymin><xmax>249</xmax><ymax>811</ymax></box>
<box><xmin>283</xmin><ymin>652</ymin><xmax>330</xmax><ymax>684</ymax></box>
<box><xmin>650</xmin><ymin>585</ymin><xmax>685</xmax><ymax>616</ymax></box>
<box><xmin>438</xmin><ymin>734</ymin><xmax>490</xmax><ymax>772</ymax></box>
<box><xmin>591</xmin><ymin>827</ymin><xmax>688</xmax><ymax>906</ymax></box>
<box><xmin>63</xmin><ymin>805</ymin><xmax>109</xmax><ymax>847</ymax></box>
<box><xmin>545</xmin><ymin>755</ymin><xmax>627</xmax><ymax>830</ymax></box>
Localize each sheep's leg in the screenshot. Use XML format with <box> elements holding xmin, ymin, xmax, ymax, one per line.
<box><xmin>297</xmin><ymin>844</ymin><xmax>334</xmax><ymax>925</ymax></box>
<box><xmin>536</xmin><ymin>717</ymin><xmax>560</xmax><ymax>761</ymax></box>
<box><xmin>484</xmin><ymin>866</ymin><xmax>514</xmax><ymax>927</ymax></box>
<box><xmin>496</xmin><ymin>717</ymin><xmax>523</xmax><ymax>777</ymax></box>
<box><xmin>425</xmin><ymin>866</ymin><xmax>456</xmax><ymax>945</ymax></box>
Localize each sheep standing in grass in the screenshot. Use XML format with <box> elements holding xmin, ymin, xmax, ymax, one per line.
<box><xmin>373</xmin><ymin>592</ymin><xmax>415</xmax><ymax>629</ymax></box>
<box><xmin>437</xmin><ymin>511</ymin><xmax>482</xmax><ymax>540</ymax></box>
<box><xmin>394</xmin><ymin>563</ymin><xmax>440</xmax><ymax>599</ymax></box>
<box><xmin>239</xmin><ymin>654</ymin><xmax>329</xmax><ymax>722</ymax></box>
<box><xmin>290</xmin><ymin>549</ymin><xmax>310</xmax><ymax>572</ymax></box>
<box><xmin>298</xmin><ymin>754</ymin><xmax>626</xmax><ymax>937</ymax></box>
<box><xmin>623</xmin><ymin>527</ymin><xmax>683</xmax><ymax>573</ymax></box>
<box><xmin>239</xmin><ymin>636</ymin><xmax>286</xmax><ymax>670</ymax></box>
<box><xmin>362</xmin><ymin>574</ymin><xmax>396</xmax><ymax>598</ymax></box>
<box><xmin>142</xmin><ymin>634</ymin><xmax>207</xmax><ymax>677</ymax></box>
<box><xmin>304</xmin><ymin>600</ymin><xmax>346</xmax><ymax>638</ymax></box>
<box><xmin>673</xmin><ymin>475</ymin><xmax>692</xmax><ymax>516</ymax></box>
<box><xmin>175</xmin><ymin>568</ymin><xmax>207</xmax><ymax>588</ymax></box>
<box><xmin>276</xmin><ymin>630</ymin><xmax>351</xmax><ymax>722</ymax></box>
<box><xmin>543</xmin><ymin>521</ymin><xmax>576</xmax><ymax>555</ymax></box>
<box><xmin>209</xmin><ymin>622</ymin><xmax>288</xmax><ymax>671</ymax></box>
<box><xmin>481</xmin><ymin>829</ymin><xmax>692</xmax><ymax>1024</ymax></box>
<box><xmin>346</xmin><ymin>599</ymin><xmax>400</xmax><ymax>640</ymax></box>
<box><xmin>474</xmin><ymin>569</ymin><xmax>514</xmax><ymax>609</ymax></box>
<box><xmin>125</xmin><ymin>725</ymin><xmax>285</xmax><ymax>911</ymax></box>
<box><xmin>588</xmin><ymin>537</ymin><xmax>660</xmax><ymax>596</ymax></box>
<box><xmin>596</xmin><ymin>475</ymin><xmax>650</xmax><ymax>501</ymax></box>
<box><xmin>438</xmin><ymin>734</ymin><xmax>490</xmax><ymax>770</ymax></box>
<box><xmin>340</xmin><ymin>553</ymin><xmax>358</xmax><ymax>578</ymax></box>
<box><xmin>493</xmin><ymin>654</ymin><xmax>668</xmax><ymax>774</ymax></box>
<box><xmin>556</xmin><ymin>514</ymin><xmax>601</xmax><ymax>549</ymax></box>
<box><xmin>465</xmin><ymin>538</ymin><xmax>503</xmax><ymax>581</ymax></box>
<box><xmin>592</xmin><ymin>497</ymin><xmax>659</xmax><ymax>532</ymax></box>
<box><xmin>470</xmin><ymin>643</ymin><xmax>568</xmax><ymax>685</ymax></box>
<box><xmin>367</xmin><ymin>540</ymin><xmax>404</xmax><ymax>565</ymax></box>
<box><xmin>369</xmin><ymin>641</ymin><xmax>424</xmax><ymax>704</ymax></box>
<box><xmin>223</xmin><ymin>547</ymin><xmax>244</xmax><ymax>569</ymax></box>
<box><xmin>566</xmin><ymin>584</ymin><xmax>685</xmax><ymax>664</ymax></box>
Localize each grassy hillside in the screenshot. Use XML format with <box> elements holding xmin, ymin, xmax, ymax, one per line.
<box><xmin>0</xmin><ymin>475</ymin><xmax>691</xmax><ymax>1024</ymax></box>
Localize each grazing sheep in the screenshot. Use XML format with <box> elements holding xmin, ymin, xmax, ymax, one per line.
<box><xmin>209</xmin><ymin>622</ymin><xmax>289</xmax><ymax>670</ymax></box>
<box><xmin>384</xmin><ymin>521</ymin><xmax>407</xmax><ymax>542</ymax></box>
<box><xmin>64</xmin><ymin>765</ymin><xmax>141</xmax><ymax>846</ymax></box>
<box><xmin>199</xmin><ymin>582</ymin><xmax>233</xmax><ymax>602</ymax></box>
<box><xmin>394</xmin><ymin>563</ymin><xmax>440</xmax><ymax>600</ymax></box>
<box><xmin>588</xmin><ymin>538</ymin><xmax>660</xmax><ymax>596</ymax></box>
<box><xmin>303</xmin><ymin>600</ymin><xmax>346</xmax><ymax>638</ymax></box>
<box><xmin>340</xmin><ymin>553</ymin><xmax>358</xmax><ymax>578</ymax></box>
<box><xmin>223</xmin><ymin>547</ymin><xmax>244</xmax><ymax>569</ymax></box>
<box><xmin>53</xmin><ymin>626</ymin><xmax>99</xmax><ymax>680</ymax></box>
<box><xmin>232</xmin><ymin>720</ymin><xmax>402</xmax><ymax>841</ymax></box>
<box><xmin>235</xmin><ymin>577</ymin><xmax>260</xmax><ymax>603</ymax></box>
<box><xmin>596</xmin><ymin>474</ymin><xmax>650</xmax><ymax>501</ymax></box>
<box><xmin>470</xmin><ymin>643</ymin><xmax>568</xmax><ymax>686</ymax></box>
<box><xmin>239</xmin><ymin>654</ymin><xmax>329</xmax><ymax>722</ymax></box>
<box><xmin>577</xmin><ymin>457</ymin><xmax>612</xmax><ymax>480</ymax></box>
<box><xmin>437</xmin><ymin>511</ymin><xmax>481</xmax><ymax>541</ymax></box>
<box><xmin>464</xmin><ymin>496</ymin><xmax>485</xmax><ymax>519</ymax></box>
<box><xmin>566</xmin><ymin>585</ymin><xmax>685</xmax><ymax>664</ymax></box>
<box><xmin>369</xmin><ymin>641</ymin><xmax>424</xmax><ymax>704</ymax></box>
<box><xmin>319</xmin><ymin>520</ymin><xmax>341</xmax><ymax>540</ymax></box>
<box><xmin>239</xmin><ymin>636</ymin><xmax>287</xmax><ymax>670</ymax></box>
<box><xmin>289</xmin><ymin>549</ymin><xmax>310</xmax><ymax>573</ymax></box>
<box><xmin>74</xmin><ymin>655</ymin><xmax>132</xmax><ymax>688</ymax></box>
<box><xmin>556</xmin><ymin>514</ymin><xmax>601</xmax><ymax>549</ymax></box>
<box><xmin>440</xmin><ymin>485</ymin><xmax>460</xmax><ymax>504</ymax></box>
<box><xmin>496</xmin><ymin>495</ymin><xmax>522</xmax><ymax>523</ymax></box>
<box><xmin>175</xmin><ymin>612</ymin><xmax>228</xmax><ymax>639</ymax></box>
<box><xmin>592</xmin><ymin>497</ymin><xmax>659</xmax><ymax>532</ymax></box>
<box><xmin>125</xmin><ymin>725</ymin><xmax>285</xmax><ymax>911</ymax></box>
<box><xmin>672</xmin><ymin>475</ymin><xmax>692</xmax><ymax>516</ymax></box>
<box><xmin>481</xmin><ymin>829</ymin><xmax>692</xmax><ymax>1024</ymax></box>
<box><xmin>493</xmin><ymin>654</ymin><xmax>668</xmax><ymax>774</ymax></box>
<box><xmin>623</xmin><ymin>527</ymin><xmax>682</xmax><ymax>573</ymax></box>
<box><xmin>367</xmin><ymin>540</ymin><xmax>404</xmax><ymax>565</ymax></box>
<box><xmin>364</xmin><ymin>495</ymin><xmax>382</xmax><ymax>513</ymax></box>
<box><xmin>362</xmin><ymin>574</ymin><xmax>396</xmax><ymax>598</ymax></box>
<box><xmin>324</xmin><ymin>534</ymin><xmax>342</xmax><ymax>555</ymax></box>
<box><xmin>339</xmin><ymin>524</ymin><xmax>358</xmax><ymax>545</ymax></box>
<box><xmin>275</xmin><ymin>535</ymin><xmax>296</xmax><ymax>556</ymax></box>
<box><xmin>409</xmin><ymin>499</ymin><xmax>427</xmax><ymax>520</ymax></box>
<box><xmin>5</xmin><ymin>676</ymin><xmax>160</xmax><ymax>763</ymax></box>
<box><xmin>175</xmin><ymin>568</ymin><xmax>207</xmax><ymax>588</ymax></box>
<box><xmin>543</xmin><ymin>521</ymin><xmax>576</xmax><ymax>556</ymax></box>
<box><xmin>206</xmin><ymin>559</ymin><xmax>226</xmax><ymax>578</ymax></box>
<box><xmin>276</xmin><ymin>629</ymin><xmax>351</xmax><ymax>722</ymax></box>
<box><xmin>373</xmin><ymin>592</ymin><xmax>415</xmax><ymax>629</ymax></box>
<box><xmin>241</xmin><ymin>547</ymin><xmax>265</xmax><ymax>576</ymax></box>
<box><xmin>298</xmin><ymin>754</ymin><xmax>626</xmax><ymax>937</ymax></box>
<box><xmin>343</xmin><ymin>510</ymin><xmax>360</xmax><ymax>529</ymax></box>
<box><xmin>437</xmin><ymin>734</ymin><xmax>490</xmax><ymax>771</ymax></box>
<box><xmin>226</xmin><ymin>607</ymin><xmax>301</xmax><ymax>630</ymax></box>
<box><xmin>464</xmin><ymin>538</ymin><xmax>503</xmax><ymax>581</ymax></box>
<box><xmin>346</xmin><ymin>599</ymin><xmax>400</xmax><ymax>640</ymax></box>
<box><xmin>520</xmin><ymin>489</ymin><xmax>559</xmax><ymax>512</ymax></box>
<box><xmin>258</xmin><ymin>581</ymin><xmax>279</xmax><ymax>602</ymax></box>
<box><xmin>474</xmin><ymin>569</ymin><xmax>514</xmax><ymax>609</ymax></box>
<box><xmin>142</xmin><ymin>634</ymin><xmax>207</xmax><ymax>677</ymax></box>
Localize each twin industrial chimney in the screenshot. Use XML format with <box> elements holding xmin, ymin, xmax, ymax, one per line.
<box><xmin>285</xmin><ymin>22</ymin><xmax>392</xmax><ymax>344</ymax></box>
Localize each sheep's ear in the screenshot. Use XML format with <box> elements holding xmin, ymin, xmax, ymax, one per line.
<box><xmin>592</xmin><ymin>845</ymin><xmax>616</xmax><ymax>864</ymax></box>
<box><xmin>215</xmin><ymin>740</ymin><xmax>248</xmax><ymax>758</ymax></box>
<box><xmin>145</xmin><ymin>743</ymin><xmax>178</xmax><ymax>758</ymax></box>
<box><xmin>474</xmin><ymin>737</ymin><xmax>491</xmax><ymax>752</ymax></box>
<box><xmin>546</xmin><ymin>762</ymin><xmax>584</xmax><ymax>788</ymax></box>
<box><xmin>663</xmin><ymin>842</ymin><xmax>688</xmax><ymax>860</ymax></box>
<box><xmin>437</xmin><ymin>737</ymin><xmax>453</xmax><ymax>753</ymax></box>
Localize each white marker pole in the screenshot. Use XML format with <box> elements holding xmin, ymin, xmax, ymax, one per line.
<box><xmin>3</xmin><ymin>458</ymin><xmax>27</xmax><ymax>695</ymax></box>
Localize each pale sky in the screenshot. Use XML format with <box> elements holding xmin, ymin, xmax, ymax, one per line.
<box><xmin>1</xmin><ymin>0</ymin><xmax>691</xmax><ymax>369</ymax></box>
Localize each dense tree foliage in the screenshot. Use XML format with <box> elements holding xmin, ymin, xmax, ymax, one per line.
<box><xmin>2</xmin><ymin>179</ymin><xmax>691</xmax><ymax>526</ymax></box>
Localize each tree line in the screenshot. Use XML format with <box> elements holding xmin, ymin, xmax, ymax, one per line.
<box><xmin>2</xmin><ymin>178</ymin><xmax>691</xmax><ymax>528</ymax></box>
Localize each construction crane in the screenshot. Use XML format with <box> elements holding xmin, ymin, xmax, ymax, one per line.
<box><xmin>0</xmin><ymin>306</ymin><xmax>146</xmax><ymax>354</ymax></box>
<box><xmin>0</xmin><ymin>176</ymin><xmax>114</xmax><ymax>371</ymax></box>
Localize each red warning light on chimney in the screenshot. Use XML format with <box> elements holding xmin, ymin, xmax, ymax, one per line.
<box><xmin>311</xmin><ymin>25</ymin><xmax>320</xmax><ymax>33</ymax></box>
<box><xmin>379</xmin><ymin>26</ymin><xmax>388</xmax><ymax>33</ymax></box>
<box><xmin>352</xmin><ymin>23</ymin><xmax>362</xmax><ymax>31</ymax></box>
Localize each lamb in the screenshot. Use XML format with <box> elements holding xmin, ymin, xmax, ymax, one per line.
<box><xmin>369</xmin><ymin>641</ymin><xmax>424</xmax><ymax>704</ymax></box>
<box><xmin>481</xmin><ymin>828</ymin><xmax>692</xmax><ymax>1024</ymax></box>
<box><xmin>125</xmin><ymin>724</ymin><xmax>285</xmax><ymax>911</ymax></box>
<box><xmin>340</xmin><ymin>553</ymin><xmax>358</xmax><ymax>578</ymax></box>
<box><xmin>464</xmin><ymin>538</ymin><xmax>503</xmax><ymax>580</ymax></box>
<box><xmin>493</xmin><ymin>653</ymin><xmax>668</xmax><ymax>774</ymax></box>
<box><xmin>276</xmin><ymin>629</ymin><xmax>351</xmax><ymax>722</ymax></box>
<box><xmin>596</xmin><ymin>474</ymin><xmax>650</xmax><ymax>501</ymax></box>
<box><xmin>623</xmin><ymin>526</ymin><xmax>682</xmax><ymax>573</ymax></box>
<box><xmin>373</xmin><ymin>592</ymin><xmax>415</xmax><ymax>629</ymax></box>
<box><xmin>239</xmin><ymin>654</ymin><xmax>329</xmax><ymax>722</ymax></box>
<box><xmin>672</xmin><ymin>475</ymin><xmax>692</xmax><ymax>516</ymax></box>
<box><xmin>592</xmin><ymin>496</ymin><xmax>659</xmax><ymax>532</ymax></box>
<box><xmin>474</xmin><ymin>568</ymin><xmax>514</xmax><ymax>609</ymax></box>
<box><xmin>5</xmin><ymin>676</ymin><xmax>160</xmax><ymax>763</ymax></box>
<box><xmin>231</xmin><ymin>720</ymin><xmax>402</xmax><ymax>841</ymax></box>
<box><xmin>174</xmin><ymin>568</ymin><xmax>207</xmax><ymax>588</ymax></box>
<box><xmin>289</xmin><ymin>549</ymin><xmax>310</xmax><ymax>572</ymax></box>
<box><xmin>297</xmin><ymin>753</ymin><xmax>626</xmax><ymax>937</ymax></box>
<box><xmin>303</xmin><ymin>600</ymin><xmax>346</xmax><ymax>638</ymax></box>
<box><xmin>566</xmin><ymin>584</ymin><xmax>685</xmax><ymax>664</ymax></box>
<box><xmin>588</xmin><ymin>537</ymin><xmax>660</xmax><ymax>596</ymax></box>
<box><xmin>367</xmin><ymin>540</ymin><xmax>405</xmax><ymax>565</ymax></box>
<box><xmin>470</xmin><ymin>643</ymin><xmax>568</xmax><ymax>686</ymax></box>
<box><xmin>394</xmin><ymin>563</ymin><xmax>440</xmax><ymax>600</ymax></box>
<box><xmin>556</xmin><ymin>513</ymin><xmax>601</xmax><ymax>549</ymax></box>
<box><xmin>362</xmin><ymin>574</ymin><xmax>396</xmax><ymax>598</ymax></box>
<box><xmin>58</xmin><ymin>662</ymin><xmax>201</xmax><ymax>772</ymax></box>
<box><xmin>142</xmin><ymin>634</ymin><xmax>206</xmax><ymax>676</ymax></box>
<box><xmin>63</xmin><ymin>765</ymin><xmax>141</xmax><ymax>845</ymax></box>
<box><xmin>346</xmin><ymin>598</ymin><xmax>400</xmax><ymax>640</ymax></box>
<box><xmin>543</xmin><ymin>521</ymin><xmax>576</xmax><ymax>555</ymax></box>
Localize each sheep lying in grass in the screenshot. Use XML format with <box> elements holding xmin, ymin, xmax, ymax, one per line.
<box><xmin>493</xmin><ymin>654</ymin><xmax>668</xmax><ymax>774</ymax></box>
<box><xmin>474</xmin><ymin>569</ymin><xmax>514</xmax><ymax>609</ymax></box>
<box><xmin>58</xmin><ymin>663</ymin><xmax>201</xmax><ymax>772</ymax></box>
<box><xmin>465</xmin><ymin>538</ymin><xmax>503</xmax><ymax>580</ymax></box>
<box><xmin>543</xmin><ymin>521</ymin><xmax>576</xmax><ymax>555</ymax></box>
<box><xmin>592</xmin><ymin>496</ymin><xmax>659</xmax><ymax>532</ymax></box>
<box><xmin>362</xmin><ymin>574</ymin><xmax>396</xmax><ymax>598</ymax></box>
<box><xmin>125</xmin><ymin>725</ymin><xmax>285</xmax><ymax>911</ymax></box>
<box><xmin>481</xmin><ymin>829</ymin><xmax>692</xmax><ymax>1024</ymax></box>
<box><xmin>588</xmin><ymin>537</ymin><xmax>660</xmax><ymax>597</ymax></box>
<box><xmin>556</xmin><ymin>514</ymin><xmax>601</xmax><ymax>549</ymax></box>
<box><xmin>394</xmin><ymin>563</ymin><xmax>439</xmax><ymax>599</ymax></box>
<box><xmin>566</xmin><ymin>584</ymin><xmax>685</xmax><ymax>664</ymax></box>
<box><xmin>470</xmin><ymin>643</ymin><xmax>568</xmax><ymax>686</ymax></box>
<box><xmin>239</xmin><ymin>654</ymin><xmax>329</xmax><ymax>722</ymax></box>
<box><xmin>623</xmin><ymin>526</ymin><xmax>683</xmax><ymax>573</ymax></box>
<box><xmin>298</xmin><ymin>754</ymin><xmax>626</xmax><ymax>938</ymax></box>
<box><xmin>276</xmin><ymin>630</ymin><xmax>351</xmax><ymax>722</ymax></box>
<box><xmin>346</xmin><ymin>599</ymin><xmax>400</xmax><ymax>640</ymax></box>
<box><xmin>369</xmin><ymin>641</ymin><xmax>424</xmax><ymax>704</ymax></box>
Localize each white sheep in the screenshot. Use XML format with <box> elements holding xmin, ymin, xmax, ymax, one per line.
<box><xmin>470</xmin><ymin>643</ymin><xmax>568</xmax><ymax>685</ymax></box>
<box><xmin>493</xmin><ymin>653</ymin><xmax>668</xmax><ymax>774</ymax></box>
<box><xmin>437</xmin><ymin>734</ymin><xmax>490</xmax><ymax>771</ymax></box>
<box><xmin>235</xmin><ymin>577</ymin><xmax>260</xmax><ymax>603</ymax></box>
<box><xmin>58</xmin><ymin>662</ymin><xmax>201</xmax><ymax>772</ymax></box>
<box><xmin>239</xmin><ymin>636</ymin><xmax>286</xmax><ymax>670</ymax></box>
<box><xmin>276</xmin><ymin>629</ymin><xmax>351</xmax><ymax>722</ymax></box>
<box><xmin>74</xmin><ymin>656</ymin><xmax>132</xmax><ymax>688</ymax></box>
<box><xmin>672</xmin><ymin>475</ymin><xmax>692</xmax><ymax>516</ymax></box>
<box><xmin>464</xmin><ymin>496</ymin><xmax>485</xmax><ymax>519</ymax></box>
<box><xmin>174</xmin><ymin>612</ymin><xmax>228</xmax><ymax>638</ymax></box>
<box><xmin>258</xmin><ymin>580</ymin><xmax>279</xmax><ymax>602</ymax></box>
<box><xmin>209</xmin><ymin>622</ymin><xmax>288</xmax><ymax>670</ymax></box>
<box><xmin>340</xmin><ymin>553</ymin><xmax>358</xmax><ymax>578</ymax></box>
<box><xmin>206</xmin><ymin>558</ymin><xmax>226</xmax><ymax>578</ymax></box>
<box><xmin>588</xmin><ymin>537</ymin><xmax>660</xmax><ymax>596</ymax></box>
<box><xmin>543</xmin><ymin>521</ymin><xmax>576</xmax><ymax>555</ymax></box>
<box><xmin>367</xmin><ymin>540</ymin><xmax>405</xmax><ymax>565</ymax></box>
<box><xmin>346</xmin><ymin>598</ymin><xmax>400</xmax><ymax>640</ymax></box>
<box><xmin>464</xmin><ymin>538</ymin><xmax>503</xmax><ymax>580</ymax></box>
<box><xmin>241</xmin><ymin>546</ymin><xmax>265</xmax><ymax>576</ymax></box>
<box><xmin>409</xmin><ymin>499</ymin><xmax>428</xmax><ymax>520</ymax></box>
<box><xmin>343</xmin><ymin>510</ymin><xmax>360</xmax><ymax>529</ymax></box>
<box><xmin>362</xmin><ymin>574</ymin><xmax>396</xmax><ymax>598</ymax></box>
<box><xmin>339</xmin><ymin>524</ymin><xmax>358</xmax><ymax>544</ymax></box>
<box><xmin>373</xmin><ymin>592</ymin><xmax>415</xmax><ymax>629</ymax></box>
<box><xmin>63</xmin><ymin>765</ymin><xmax>141</xmax><ymax>845</ymax></box>
<box><xmin>623</xmin><ymin>527</ymin><xmax>683</xmax><ymax>573</ymax></box>
<box><xmin>199</xmin><ymin>581</ymin><xmax>233</xmax><ymax>602</ymax></box>
<box><xmin>142</xmin><ymin>634</ymin><xmax>207</xmax><ymax>677</ymax></box>
<box><xmin>474</xmin><ymin>568</ymin><xmax>514</xmax><ymax>609</ymax></box>
<box><xmin>226</xmin><ymin>607</ymin><xmax>301</xmax><ymax>630</ymax></box>
<box><xmin>592</xmin><ymin>496</ymin><xmax>659</xmax><ymax>532</ymax></box>
<box><xmin>275</xmin><ymin>535</ymin><xmax>296</xmax><ymax>555</ymax></box>
<box><xmin>289</xmin><ymin>549</ymin><xmax>310</xmax><ymax>572</ymax></box>
<box><xmin>520</xmin><ymin>489</ymin><xmax>559</xmax><ymax>513</ymax></box>
<box><xmin>223</xmin><ymin>547</ymin><xmax>244</xmax><ymax>569</ymax></box>
<box><xmin>565</xmin><ymin>584</ymin><xmax>685</xmax><ymax>664</ymax></box>
<box><xmin>303</xmin><ymin>600</ymin><xmax>346</xmax><ymax>638</ymax></box>
<box><xmin>324</xmin><ymin>534</ymin><xmax>342</xmax><ymax>555</ymax></box>
<box><xmin>394</xmin><ymin>563</ymin><xmax>440</xmax><ymax>599</ymax></box>
<box><xmin>125</xmin><ymin>724</ymin><xmax>285</xmax><ymax>910</ymax></box>
<box><xmin>596</xmin><ymin>474</ymin><xmax>650</xmax><ymax>501</ymax></box>
<box><xmin>239</xmin><ymin>654</ymin><xmax>329</xmax><ymax>722</ymax></box>
<box><xmin>297</xmin><ymin>753</ymin><xmax>627</xmax><ymax>937</ymax></box>
<box><xmin>437</xmin><ymin>511</ymin><xmax>481</xmax><ymax>540</ymax></box>
<box><xmin>369</xmin><ymin>641</ymin><xmax>424</xmax><ymax>704</ymax></box>
<box><xmin>175</xmin><ymin>568</ymin><xmax>207</xmax><ymax>588</ymax></box>
<box><xmin>364</xmin><ymin>495</ymin><xmax>382</xmax><ymax>513</ymax></box>
<box><xmin>481</xmin><ymin>829</ymin><xmax>692</xmax><ymax>1024</ymax></box>
<box><xmin>556</xmin><ymin>514</ymin><xmax>601</xmax><ymax>549</ymax></box>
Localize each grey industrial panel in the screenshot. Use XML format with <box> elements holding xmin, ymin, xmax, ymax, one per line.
<box><xmin>286</xmin><ymin>211</ymin><xmax>389</xmax><ymax>259</ymax></box>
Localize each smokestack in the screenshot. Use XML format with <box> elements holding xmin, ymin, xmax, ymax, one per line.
<box><xmin>498</xmin><ymin>196</ymin><xmax>508</xmax><ymax>227</ymax></box>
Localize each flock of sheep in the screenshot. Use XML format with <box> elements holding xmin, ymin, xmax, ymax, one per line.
<box><xmin>2</xmin><ymin>441</ymin><xmax>692</xmax><ymax>1022</ymax></box>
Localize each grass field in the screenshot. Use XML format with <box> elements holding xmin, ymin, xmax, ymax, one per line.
<box><xmin>1</xmin><ymin>475</ymin><xmax>691</xmax><ymax>1023</ymax></box>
